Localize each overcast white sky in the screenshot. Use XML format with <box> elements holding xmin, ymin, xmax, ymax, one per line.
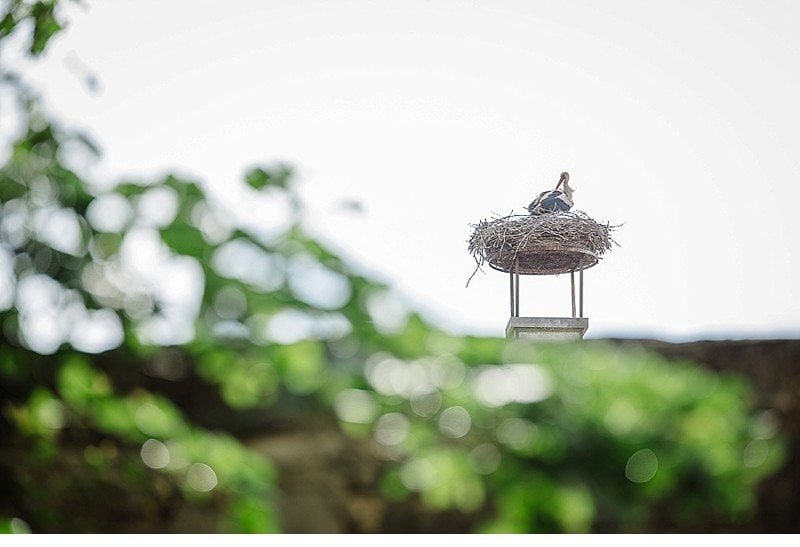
<box><xmin>9</xmin><ymin>0</ymin><xmax>800</xmax><ymax>341</ymax></box>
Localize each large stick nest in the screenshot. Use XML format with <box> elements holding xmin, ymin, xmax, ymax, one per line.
<box><xmin>467</xmin><ymin>210</ymin><xmax>619</xmax><ymax>285</ymax></box>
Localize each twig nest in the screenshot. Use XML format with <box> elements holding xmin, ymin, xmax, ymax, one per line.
<box><xmin>467</xmin><ymin>211</ymin><xmax>618</xmax><ymax>283</ymax></box>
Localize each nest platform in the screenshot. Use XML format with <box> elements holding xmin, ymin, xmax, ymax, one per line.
<box><xmin>467</xmin><ymin>211</ymin><xmax>616</xmax><ymax>280</ymax></box>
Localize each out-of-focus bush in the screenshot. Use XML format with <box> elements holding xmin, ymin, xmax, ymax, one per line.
<box><xmin>0</xmin><ymin>1</ymin><xmax>785</xmax><ymax>533</ymax></box>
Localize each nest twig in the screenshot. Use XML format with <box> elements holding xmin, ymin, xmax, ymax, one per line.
<box><xmin>466</xmin><ymin>210</ymin><xmax>619</xmax><ymax>286</ymax></box>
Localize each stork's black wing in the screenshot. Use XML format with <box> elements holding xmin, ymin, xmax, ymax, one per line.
<box><xmin>526</xmin><ymin>190</ymin><xmax>552</xmax><ymax>211</ymax></box>
<box><xmin>527</xmin><ymin>190</ymin><xmax>572</xmax><ymax>214</ymax></box>
<box><xmin>539</xmin><ymin>192</ymin><xmax>571</xmax><ymax>212</ymax></box>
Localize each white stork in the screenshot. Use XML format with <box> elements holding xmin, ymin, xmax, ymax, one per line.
<box><xmin>526</xmin><ymin>172</ymin><xmax>574</xmax><ymax>215</ymax></box>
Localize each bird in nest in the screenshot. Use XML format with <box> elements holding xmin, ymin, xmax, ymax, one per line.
<box><xmin>526</xmin><ymin>172</ymin><xmax>574</xmax><ymax>215</ymax></box>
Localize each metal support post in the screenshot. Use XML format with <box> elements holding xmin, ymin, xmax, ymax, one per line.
<box><xmin>514</xmin><ymin>260</ymin><xmax>520</xmax><ymax>318</ymax></box>
<box><xmin>570</xmin><ymin>269</ymin><xmax>576</xmax><ymax>318</ymax></box>
<box><xmin>509</xmin><ymin>270</ymin><xmax>514</xmax><ymax>316</ymax></box>
<box><xmin>579</xmin><ymin>258</ymin><xmax>584</xmax><ymax>318</ymax></box>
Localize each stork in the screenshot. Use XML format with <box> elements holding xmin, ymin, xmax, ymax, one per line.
<box><xmin>526</xmin><ymin>172</ymin><xmax>574</xmax><ymax>215</ymax></box>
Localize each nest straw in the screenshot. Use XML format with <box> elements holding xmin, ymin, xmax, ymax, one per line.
<box><xmin>466</xmin><ymin>210</ymin><xmax>619</xmax><ymax>286</ymax></box>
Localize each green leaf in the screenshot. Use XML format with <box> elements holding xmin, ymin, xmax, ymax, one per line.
<box><xmin>244</xmin><ymin>166</ymin><xmax>292</xmax><ymax>190</ymax></box>
<box><xmin>57</xmin><ymin>355</ymin><xmax>112</xmax><ymax>409</ymax></box>
<box><xmin>272</xmin><ymin>340</ymin><xmax>325</xmax><ymax>394</ymax></box>
<box><xmin>0</xmin><ymin>12</ymin><xmax>16</xmax><ymax>41</ymax></box>
<box><xmin>29</xmin><ymin>1</ymin><xmax>63</xmax><ymax>56</ymax></box>
<box><xmin>89</xmin><ymin>397</ymin><xmax>141</xmax><ymax>440</ymax></box>
<box><xmin>161</xmin><ymin>223</ymin><xmax>206</xmax><ymax>256</ymax></box>
<box><xmin>222</xmin><ymin>496</ymin><xmax>281</xmax><ymax>533</ymax></box>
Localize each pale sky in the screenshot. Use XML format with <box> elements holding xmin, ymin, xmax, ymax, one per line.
<box><xmin>8</xmin><ymin>0</ymin><xmax>800</xmax><ymax>341</ymax></box>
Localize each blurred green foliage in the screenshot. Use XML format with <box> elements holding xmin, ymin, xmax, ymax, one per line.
<box><xmin>0</xmin><ymin>0</ymin><xmax>65</xmax><ymax>56</ymax></box>
<box><xmin>0</xmin><ymin>1</ymin><xmax>786</xmax><ymax>533</ymax></box>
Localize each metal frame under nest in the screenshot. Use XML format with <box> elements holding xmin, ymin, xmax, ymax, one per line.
<box><xmin>467</xmin><ymin>211</ymin><xmax>617</xmax><ymax>319</ymax></box>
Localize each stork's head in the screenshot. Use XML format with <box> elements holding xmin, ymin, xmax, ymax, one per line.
<box><xmin>557</xmin><ymin>171</ymin><xmax>574</xmax><ymax>198</ymax></box>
